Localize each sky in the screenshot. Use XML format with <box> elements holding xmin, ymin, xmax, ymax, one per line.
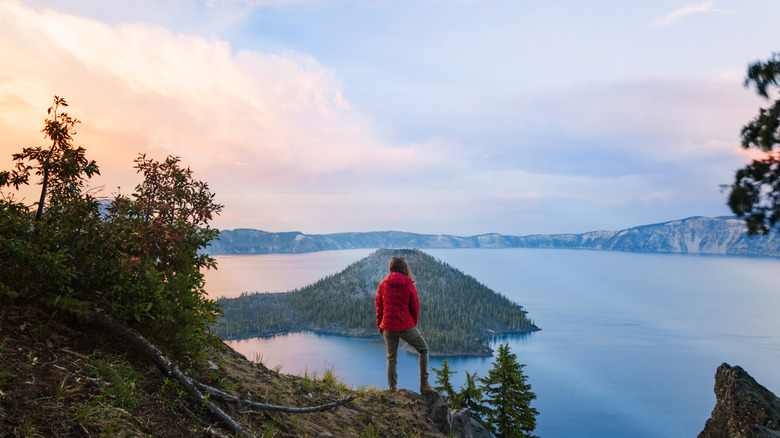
<box><xmin>1</xmin><ymin>0</ymin><xmax>778</xmax><ymax>236</ymax></box>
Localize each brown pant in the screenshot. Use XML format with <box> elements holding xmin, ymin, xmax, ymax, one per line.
<box><xmin>382</xmin><ymin>326</ymin><xmax>429</xmax><ymax>389</ymax></box>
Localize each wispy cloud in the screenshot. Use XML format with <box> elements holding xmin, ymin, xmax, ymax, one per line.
<box><xmin>0</xmin><ymin>0</ymin><xmax>770</xmax><ymax>235</ymax></box>
<box><xmin>205</xmin><ymin>0</ymin><xmax>321</xmax><ymax>7</ymax></box>
<box><xmin>0</xmin><ymin>1</ymin><xmax>438</xmax><ymax>184</ymax></box>
<box><xmin>0</xmin><ymin>0</ymin><xmax>462</xmax><ymax>231</ymax></box>
<box><xmin>651</xmin><ymin>1</ymin><xmax>736</xmax><ymax>28</ymax></box>
<box><xmin>498</xmin><ymin>193</ymin><xmax>540</xmax><ymax>200</ymax></box>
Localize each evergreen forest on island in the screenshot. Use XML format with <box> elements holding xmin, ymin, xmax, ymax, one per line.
<box><xmin>216</xmin><ymin>248</ymin><xmax>539</xmax><ymax>356</ymax></box>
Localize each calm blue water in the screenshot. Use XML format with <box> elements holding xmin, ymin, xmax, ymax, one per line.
<box><xmin>203</xmin><ymin>248</ymin><xmax>780</xmax><ymax>438</ymax></box>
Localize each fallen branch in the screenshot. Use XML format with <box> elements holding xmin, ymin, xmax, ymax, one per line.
<box><xmin>83</xmin><ymin>310</ymin><xmax>356</xmax><ymax>436</ymax></box>
<box><xmin>194</xmin><ymin>380</ymin><xmax>357</xmax><ymax>413</ymax></box>
<box><xmin>84</xmin><ymin>311</ymin><xmax>250</xmax><ymax>435</ymax></box>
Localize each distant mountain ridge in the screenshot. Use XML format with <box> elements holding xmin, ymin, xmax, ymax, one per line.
<box><xmin>207</xmin><ymin>216</ymin><xmax>780</xmax><ymax>257</ymax></box>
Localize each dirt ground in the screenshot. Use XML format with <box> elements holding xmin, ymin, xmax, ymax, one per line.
<box><xmin>0</xmin><ymin>298</ymin><xmax>444</xmax><ymax>437</ymax></box>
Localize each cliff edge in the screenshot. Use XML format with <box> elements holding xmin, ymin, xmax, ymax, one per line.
<box><xmin>699</xmin><ymin>363</ymin><xmax>780</xmax><ymax>438</ymax></box>
<box><xmin>0</xmin><ymin>298</ymin><xmax>448</xmax><ymax>437</ymax></box>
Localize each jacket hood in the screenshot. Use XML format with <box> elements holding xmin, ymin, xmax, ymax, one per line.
<box><xmin>385</xmin><ymin>271</ymin><xmax>412</xmax><ymax>287</ymax></box>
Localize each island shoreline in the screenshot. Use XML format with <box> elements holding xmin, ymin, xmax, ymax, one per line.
<box><xmin>221</xmin><ymin>326</ymin><xmax>541</xmax><ymax>357</ymax></box>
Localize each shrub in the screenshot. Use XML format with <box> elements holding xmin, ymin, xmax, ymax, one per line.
<box><xmin>0</xmin><ymin>97</ymin><xmax>223</xmax><ymax>357</ymax></box>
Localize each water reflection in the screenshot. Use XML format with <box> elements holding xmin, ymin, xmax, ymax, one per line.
<box><xmin>210</xmin><ymin>248</ymin><xmax>780</xmax><ymax>438</ymax></box>
<box><xmin>226</xmin><ymin>332</ymin><xmax>538</xmax><ymax>391</ymax></box>
<box><xmin>203</xmin><ymin>249</ymin><xmax>374</xmax><ymax>298</ymax></box>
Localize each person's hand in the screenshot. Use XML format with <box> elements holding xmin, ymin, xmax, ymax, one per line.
<box><xmin>378</xmin><ymin>328</ymin><xmax>384</xmax><ymax>335</ymax></box>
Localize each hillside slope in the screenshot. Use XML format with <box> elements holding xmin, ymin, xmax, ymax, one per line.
<box><xmin>0</xmin><ymin>298</ymin><xmax>444</xmax><ymax>437</ymax></box>
<box><xmin>208</xmin><ymin>216</ymin><xmax>780</xmax><ymax>257</ymax></box>
<box><xmin>217</xmin><ymin>248</ymin><xmax>538</xmax><ymax>356</ymax></box>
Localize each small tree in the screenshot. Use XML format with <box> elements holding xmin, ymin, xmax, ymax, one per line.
<box><xmin>1</xmin><ymin>97</ymin><xmax>357</xmax><ymax>434</ymax></box>
<box><xmin>726</xmin><ymin>52</ymin><xmax>780</xmax><ymax>234</ymax></box>
<box><xmin>1</xmin><ymin>97</ymin><xmax>223</xmax><ymax>357</ymax></box>
<box><xmin>432</xmin><ymin>359</ymin><xmax>457</xmax><ymax>402</ymax></box>
<box><xmin>457</xmin><ymin>370</ymin><xmax>487</xmax><ymax>424</ymax></box>
<box><xmin>75</xmin><ymin>154</ymin><xmax>224</xmax><ymax>355</ymax></box>
<box><xmin>480</xmin><ymin>343</ymin><xmax>538</xmax><ymax>438</ymax></box>
<box><xmin>1</xmin><ymin>97</ymin><xmax>100</xmax><ymax>299</ymax></box>
<box><xmin>0</xmin><ymin>96</ymin><xmax>99</xmax><ymax>220</ymax></box>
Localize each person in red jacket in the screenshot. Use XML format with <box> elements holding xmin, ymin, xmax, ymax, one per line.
<box><xmin>375</xmin><ymin>256</ymin><xmax>435</xmax><ymax>393</ymax></box>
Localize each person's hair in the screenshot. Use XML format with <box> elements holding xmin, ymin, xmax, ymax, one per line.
<box><xmin>389</xmin><ymin>256</ymin><xmax>414</xmax><ymax>281</ymax></box>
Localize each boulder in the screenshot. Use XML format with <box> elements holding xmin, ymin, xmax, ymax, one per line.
<box><xmin>421</xmin><ymin>391</ymin><xmax>452</xmax><ymax>434</ymax></box>
<box><xmin>419</xmin><ymin>391</ymin><xmax>494</xmax><ymax>437</ymax></box>
<box><xmin>451</xmin><ymin>409</ymin><xmax>474</xmax><ymax>438</ymax></box>
<box><xmin>469</xmin><ymin>416</ymin><xmax>492</xmax><ymax>438</ymax></box>
<box><xmin>699</xmin><ymin>363</ymin><xmax>780</xmax><ymax>438</ymax></box>
<box><xmin>451</xmin><ymin>408</ymin><xmax>493</xmax><ymax>438</ymax></box>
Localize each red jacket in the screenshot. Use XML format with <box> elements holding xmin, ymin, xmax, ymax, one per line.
<box><xmin>375</xmin><ymin>272</ymin><xmax>420</xmax><ymax>332</ymax></box>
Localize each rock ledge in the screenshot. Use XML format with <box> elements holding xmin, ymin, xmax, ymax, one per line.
<box><xmin>699</xmin><ymin>363</ymin><xmax>780</xmax><ymax>438</ymax></box>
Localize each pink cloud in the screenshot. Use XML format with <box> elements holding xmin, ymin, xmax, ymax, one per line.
<box><xmin>733</xmin><ymin>146</ymin><xmax>775</xmax><ymax>163</ymax></box>
<box><xmin>640</xmin><ymin>191</ymin><xmax>673</xmax><ymax>204</ymax></box>
<box><xmin>0</xmin><ymin>1</ymin><xmax>451</xmax><ymax>229</ymax></box>
<box><xmin>651</xmin><ymin>2</ymin><xmax>737</xmax><ymax>28</ymax></box>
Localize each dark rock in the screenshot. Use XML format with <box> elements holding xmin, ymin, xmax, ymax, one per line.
<box><xmin>420</xmin><ymin>390</ymin><xmax>442</xmax><ymax>407</ymax></box>
<box><xmin>451</xmin><ymin>408</ymin><xmax>493</xmax><ymax>438</ymax></box>
<box><xmin>469</xmin><ymin>416</ymin><xmax>492</xmax><ymax>438</ymax></box>
<box><xmin>699</xmin><ymin>363</ymin><xmax>780</xmax><ymax>438</ymax></box>
<box><xmin>422</xmin><ymin>391</ymin><xmax>451</xmax><ymax>435</ymax></box>
<box><xmin>417</xmin><ymin>391</ymin><xmax>493</xmax><ymax>438</ymax></box>
<box><xmin>451</xmin><ymin>409</ymin><xmax>473</xmax><ymax>438</ymax></box>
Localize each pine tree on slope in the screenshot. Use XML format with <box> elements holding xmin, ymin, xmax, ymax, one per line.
<box><xmin>458</xmin><ymin>370</ymin><xmax>487</xmax><ymax>424</ymax></box>
<box><xmin>431</xmin><ymin>359</ymin><xmax>457</xmax><ymax>402</ymax></box>
<box><xmin>480</xmin><ymin>343</ymin><xmax>538</xmax><ymax>438</ymax></box>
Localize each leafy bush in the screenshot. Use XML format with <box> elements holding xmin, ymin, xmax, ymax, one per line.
<box><xmin>0</xmin><ymin>97</ymin><xmax>223</xmax><ymax>357</ymax></box>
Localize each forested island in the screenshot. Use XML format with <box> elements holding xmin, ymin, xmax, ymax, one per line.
<box><xmin>216</xmin><ymin>248</ymin><xmax>539</xmax><ymax>356</ymax></box>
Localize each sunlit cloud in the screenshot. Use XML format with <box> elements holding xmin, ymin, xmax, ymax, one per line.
<box><xmin>206</xmin><ymin>0</ymin><xmax>321</xmax><ymax>6</ymax></box>
<box><xmin>1</xmin><ymin>0</ymin><xmax>774</xmax><ymax>236</ymax></box>
<box><xmin>0</xmin><ymin>0</ymin><xmax>445</xmax><ymax>210</ymax></box>
<box><xmin>641</xmin><ymin>191</ymin><xmax>673</xmax><ymax>204</ymax></box>
<box><xmin>733</xmin><ymin>146</ymin><xmax>775</xmax><ymax>163</ymax></box>
<box><xmin>651</xmin><ymin>1</ymin><xmax>736</xmax><ymax>28</ymax></box>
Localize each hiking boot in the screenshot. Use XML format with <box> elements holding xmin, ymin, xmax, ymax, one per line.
<box><xmin>420</xmin><ymin>380</ymin><xmax>435</xmax><ymax>394</ymax></box>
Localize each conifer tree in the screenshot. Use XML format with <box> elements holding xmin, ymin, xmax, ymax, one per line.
<box><xmin>480</xmin><ymin>343</ymin><xmax>538</xmax><ymax>438</ymax></box>
<box><xmin>457</xmin><ymin>370</ymin><xmax>487</xmax><ymax>424</ymax></box>
<box><xmin>727</xmin><ymin>52</ymin><xmax>780</xmax><ymax>234</ymax></box>
<box><xmin>431</xmin><ymin>359</ymin><xmax>457</xmax><ymax>401</ymax></box>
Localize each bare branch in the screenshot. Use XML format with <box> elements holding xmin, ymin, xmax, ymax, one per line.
<box><xmin>84</xmin><ymin>311</ymin><xmax>251</xmax><ymax>436</ymax></box>
<box><xmin>82</xmin><ymin>310</ymin><xmax>357</xmax><ymax>436</ymax></box>
<box><xmin>194</xmin><ymin>381</ymin><xmax>358</xmax><ymax>413</ymax></box>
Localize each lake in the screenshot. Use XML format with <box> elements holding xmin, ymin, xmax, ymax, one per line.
<box><xmin>202</xmin><ymin>248</ymin><xmax>780</xmax><ymax>438</ymax></box>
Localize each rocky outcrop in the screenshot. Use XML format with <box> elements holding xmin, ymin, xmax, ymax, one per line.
<box><xmin>451</xmin><ymin>408</ymin><xmax>492</xmax><ymax>438</ymax></box>
<box><xmin>207</xmin><ymin>216</ymin><xmax>780</xmax><ymax>257</ymax></box>
<box><xmin>422</xmin><ymin>391</ymin><xmax>452</xmax><ymax>434</ymax></box>
<box><xmin>699</xmin><ymin>363</ymin><xmax>780</xmax><ymax>438</ymax></box>
<box><xmin>420</xmin><ymin>391</ymin><xmax>492</xmax><ymax>438</ymax></box>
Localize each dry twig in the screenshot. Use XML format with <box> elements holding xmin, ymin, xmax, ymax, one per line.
<box><xmin>83</xmin><ymin>310</ymin><xmax>356</xmax><ymax>436</ymax></box>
